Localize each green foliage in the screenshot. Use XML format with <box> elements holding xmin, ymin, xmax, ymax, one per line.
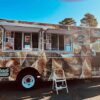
<box><xmin>80</xmin><ymin>13</ymin><xmax>98</xmax><ymax>27</ymax></box>
<box><xmin>59</xmin><ymin>18</ymin><xmax>76</xmax><ymax>25</ymax></box>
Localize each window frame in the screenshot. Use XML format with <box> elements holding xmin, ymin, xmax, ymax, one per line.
<box><xmin>44</xmin><ymin>33</ymin><xmax>73</xmax><ymax>52</ymax></box>
<box><xmin>2</xmin><ymin>31</ymin><xmax>40</xmax><ymax>52</ymax></box>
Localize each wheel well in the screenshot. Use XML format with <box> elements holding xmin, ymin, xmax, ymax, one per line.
<box><xmin>16</xmin><ymin>67</ymin><xmax>40</xmax><ymax>81</ymax></box>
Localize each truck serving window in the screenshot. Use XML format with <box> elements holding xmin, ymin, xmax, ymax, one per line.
<box><xmin>44</xmin><ymin>33</ymin><xmax>65</xmax><ymax>51</ymax></box>
<box><xmin>3</xmin><ymin>31</ymin><xmax>39</xmax><ymax>51</ymax></box>
<box><xmin>4</xmin><ymin>31</ymin><xmax>22</xmax><ymax>51</ymax></box>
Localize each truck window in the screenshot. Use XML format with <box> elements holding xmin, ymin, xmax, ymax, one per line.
<box><xmin>59</xmin><ymin>35</ymin><xmax>64</xmax><ymax>50</ymax></box>
<box><xmin>4</xmin><ymin>31</ymin><xmax>14</xmax><ymax>50</ymax></box>
<box><xmin>64</xmin><ymin>36</ymin><xmax>73</xmax><ymax>52</ymax></box>
<box><xmin>51</xmin><ymin>34</ymin><xmax>64</xmax><ymax>51</ymax></box>
<box><xmin>32</xmin><ymin>33</ymin><xmax>39</xmax><ymax>50</ymax></box>
<box><xmin>44</xmin><ymin>33</ymin><xmax>51</xmax><ymax>50</ymax></box>
<box><xmin>14</xmin><ymin>32</ymin><xmax>22</xmax><ymax>50</ymax></box>
<box><xmin>4</xmin><ymin>31</ymin><xmax>39</xmax><ymax>51</ymax></box>
<box><xmin>51</xmin><ymin>34</ymin><xmax>58</xmax><ymax>50</ymax></box>
<box><xmin>44</xmin><ymin>33</ymin><xmax>69</xmax><ymax>51</ymax></box>
<box><xmin>4</xmin><ymin>31</ymin><xmax>22</xmax><ymax>51</ymax></box>
<box><xmin>23</xmin><ymin>33</ymin><xmax>32</xmax><ymax>50</ymax></box>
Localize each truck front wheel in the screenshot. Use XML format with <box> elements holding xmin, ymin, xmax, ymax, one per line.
<box><xmin>18</xmin><ymin>72</ymin><xmax>37</xmax><ymax>90</ymax></box>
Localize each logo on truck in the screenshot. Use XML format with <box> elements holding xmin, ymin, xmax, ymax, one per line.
<box><xmin>0</xmin><ymin>68</ymin><xmax>10</xmax><ymax>77</ymax></box>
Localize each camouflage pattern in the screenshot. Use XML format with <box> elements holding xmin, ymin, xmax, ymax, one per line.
<box><xmin>0</xmin><ymin>19</ymin><xmax>100</xmax><ymax>81</ymax></box>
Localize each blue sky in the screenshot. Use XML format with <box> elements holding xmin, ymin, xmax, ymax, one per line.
<box><xmin>0</xmin><ymin>0</ymin><xmax>100</xmax><ymax>26</ymax></box>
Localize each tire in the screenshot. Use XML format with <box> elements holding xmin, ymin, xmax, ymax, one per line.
<box><xmin>17</xmin><ymin>72</ymin><xmax>37</xmax><ymax>90</ymax></box>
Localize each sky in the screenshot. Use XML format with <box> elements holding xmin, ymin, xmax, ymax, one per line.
<box><xmin>0</xmin><ymin>0</ymin><xmax>100</xmax><ymax>26</ymax></box>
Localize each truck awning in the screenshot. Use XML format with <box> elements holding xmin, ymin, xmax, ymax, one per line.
<box><xmin>45</xmin><ymin>29</ymin><xmax>76</xmax><ymax>35</ymax></box>
<box><xmin>2</xmin><ymin>25</ymin><xmax>42</xmax><ymax>33</ymax></box>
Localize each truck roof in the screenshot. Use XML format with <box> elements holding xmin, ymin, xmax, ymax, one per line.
<box><xmin>0</xmin><ymin>18</ymin><xmax>100</xmax><ymax>30</ymax></box>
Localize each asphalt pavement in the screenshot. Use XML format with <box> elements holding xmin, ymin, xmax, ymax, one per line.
<box><xmin>0</xmin><ymin>79</ymin><xmax>100</xmax><ymax>100</ymax></box>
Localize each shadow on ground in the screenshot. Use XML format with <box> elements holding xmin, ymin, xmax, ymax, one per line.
<box><xmin>0</xmin><ymin>79</ymin><xmax>100</xmax><ymax>100</ymax></box>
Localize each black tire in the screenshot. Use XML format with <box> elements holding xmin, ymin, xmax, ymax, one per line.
<box><xmin>17</xmin><ymin>72</ymin><xmax>37</xmax><ymax>90</ymax></box>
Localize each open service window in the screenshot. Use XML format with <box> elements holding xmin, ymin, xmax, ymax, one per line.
<box><xmin>3</xmin><ymin>31</ymin><xmax>39</xmax><ymax>51</ymax></box>
<box><xmin>44</xmin><ymin>33</ymin><xmax>65</xmax><ymax>51</ymax></box>
<box><xmin>2</xmin><ymin>25</ymin><xmax>41</xmax><ymax>51</ymax></box>
<box><xmin>3</xmin><ymin>31</ymin><xmax>23</xmax><ymax>51</ymax></box>
<box><xmin>44</xmin><ymin>29</ymin><xmax>73</xmax><ymax>52</ymax></box>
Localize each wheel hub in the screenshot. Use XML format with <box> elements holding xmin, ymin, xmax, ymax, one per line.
<box><xmin>22</xmin><ymin>75</ymin><xmax>35</xmax><ymax>89</ymax></box>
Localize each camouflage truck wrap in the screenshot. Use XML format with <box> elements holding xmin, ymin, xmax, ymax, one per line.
<box><xmin>0</xmin><ymin>19</ymin><xmax>100</xmax><ymax>82</ymax></box>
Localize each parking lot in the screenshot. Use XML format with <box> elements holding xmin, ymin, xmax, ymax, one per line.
<box><xmin>0</xmin><ymin>79</ymin><xmax>100</xmax><ymax>100</ymax></box>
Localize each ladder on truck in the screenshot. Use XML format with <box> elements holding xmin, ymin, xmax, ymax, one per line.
<box><xmin>52</xmin><ymin>60</ymin><xmax>69</xmax><ymax>94</ymax></box>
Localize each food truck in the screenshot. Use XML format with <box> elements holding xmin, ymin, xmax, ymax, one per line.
<box><xmin>0</xmin><ymin>19</ymin><xmax>100</xmax><ymax>89</ymax></box>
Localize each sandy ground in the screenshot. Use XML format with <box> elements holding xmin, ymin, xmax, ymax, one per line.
<box><xmin>0</xmin><ymin>79</ymin><xmax>100</xmax><ymax>100</ymax></box>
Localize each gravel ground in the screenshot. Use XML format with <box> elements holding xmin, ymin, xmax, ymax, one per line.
<box><xmin>0</xmin><ymin>79</ymin><xmax>100</xmax><ymax>100</ymax></box>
